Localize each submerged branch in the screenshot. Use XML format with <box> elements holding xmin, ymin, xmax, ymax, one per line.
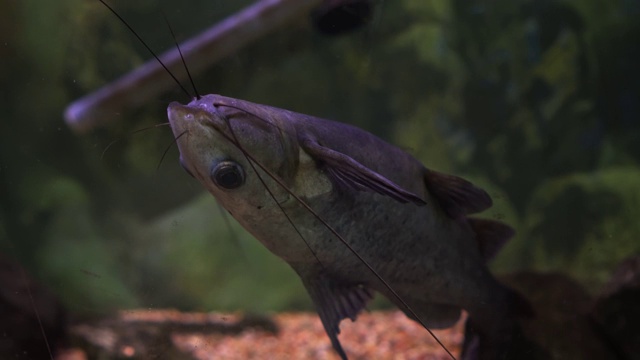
<box><xmin>64</xmin><ymin>0</ymin><xmax>322</xmax><ymax>134</ymax></box>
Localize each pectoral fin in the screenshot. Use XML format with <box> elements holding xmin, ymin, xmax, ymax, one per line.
<box><xmin>297</xmin><ymin>270</ymin><xmax>373</xmax><ymax>360</ymax></box>
<box><xmin>300</xmin><ymin>137</ymin><xmax>426</xmax><ymax>205</ymax></box>
<box><xmin>424</xmin><ymin>169</ymin><xmax>493</xmax><ymax>219</ymax></box>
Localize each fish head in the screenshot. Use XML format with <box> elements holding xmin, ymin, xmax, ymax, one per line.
<box><xmin>167</xmin><ymin>94</ymin><xmax>300</xmax><ymax>215</ymax></box>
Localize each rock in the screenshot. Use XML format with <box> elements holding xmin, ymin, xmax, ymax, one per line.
<box><xmin>591</xmin><ymin>255</ymin><xmax>640</xmax><ymax>359</ymax></box>
<box><xmin>501</xmin><ymin>271</ymin><xmax>616</xmax><ymax>359</ymax></box>
<box><xmin>0</xmin><ymin>252</ymin><xmax>68</xmax><ymax>359</ymax></box>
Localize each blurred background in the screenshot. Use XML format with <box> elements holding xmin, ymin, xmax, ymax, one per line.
<box><xmin>1</xmin><ymin>0</ymin><xmax>639</xmax><ymax>325</ymax></box>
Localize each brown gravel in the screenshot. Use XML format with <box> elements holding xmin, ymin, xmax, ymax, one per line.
<box><xmin>59</xmin><ymin>265</ymin><xmax>640</xmax><ymax>359</ymax></box>
<box><xmin>172</xmin><ymin>311</ymin><xmax>464</xmax><ymax>360</ymax></box>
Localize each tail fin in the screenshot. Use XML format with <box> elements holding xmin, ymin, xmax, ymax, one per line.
<box><xmin>460</xmin><ymin>316</ymin><xmax>549</xmax><ymax>360</ymax></box>
<box><xmin>461</xmin><ymin>287</ymin><xmax>540</xmax><ymax>360</ymax></box>
<box><xmin>460</xmin><ymin>320</ymin><xmax>481</xmax><ymax>360</ymax></box>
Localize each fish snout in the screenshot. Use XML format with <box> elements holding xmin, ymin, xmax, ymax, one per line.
<box><xmin>167</xmin><ymin>102</ymin><xmax>228</xmax><ymax>133</ymax></box>
<box><xmin>167</xmin><ymin>102</ymin><xmax>190</xmax><ymax>128</ymax></box>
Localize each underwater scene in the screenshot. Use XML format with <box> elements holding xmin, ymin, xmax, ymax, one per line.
<box><xmin>1</xmin><ymin>0</ymin><xmax>639</xmax><ymax>359</ymax></box>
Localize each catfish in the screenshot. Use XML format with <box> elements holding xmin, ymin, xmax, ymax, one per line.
<box><xmin>86</xmin><ymin>1</ymin><xmax>535</xmax><ymax>358</ymax></box>
<box><xmin>168</xmin><ymin>94</ymin><xmax>535</xmax><ymax>359</ymax></box>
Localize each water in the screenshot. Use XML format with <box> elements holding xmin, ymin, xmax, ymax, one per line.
<box><xmin>1</xmin><ymin>0</ymin><xmax>638</xmax><ymax>358</ymax></box>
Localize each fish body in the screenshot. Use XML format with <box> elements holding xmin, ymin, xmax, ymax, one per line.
<box><xmin>168</xmin><ymin>94</ymin><xmax>527</xmax><ymax>359</ymax></box>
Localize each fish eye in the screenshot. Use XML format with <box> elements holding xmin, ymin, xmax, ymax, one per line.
<box><xmin>211</xmin><ymin>160</ymin><xmax>245</xmax><ymax>189</ymax></box>
<box><xmin>179</xmin><ymin>157</ymin><xmax>195</xmax><ymax>178</ymax></box>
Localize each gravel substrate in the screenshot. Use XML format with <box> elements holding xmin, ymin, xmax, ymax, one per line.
<box><xmin>173</xmin><ymin>311</ymin><xmax>464</xmax><ymax>360</ymax></box>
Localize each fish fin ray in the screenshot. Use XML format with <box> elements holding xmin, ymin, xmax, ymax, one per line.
<box><xmin>467</xmin><ymin>218</ymin><xmax>515</xmax><ymax>261</ymax></box>
<box><xmin>424</xmin><ymin>169</ymin><xmax>492</xmax><ymax>219</ymax></box>
<box><xmin>297</xmin><ymin>270</ymin><xmax>374</xmax><ymax>360</ymax></box>
<box><xmin>300</xmin><ymin>137</ymin><xmax>426</xmax><ymax>205</ymax></box>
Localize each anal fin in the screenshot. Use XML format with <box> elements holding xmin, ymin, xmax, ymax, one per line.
<box><xmin>296</xmin><ymin>269</ymin><xmax>373</xmax><ymax>360</ymax></box>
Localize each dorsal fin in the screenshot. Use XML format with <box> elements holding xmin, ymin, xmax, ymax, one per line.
<box><xmin>467</xmin><ymin>218</ymin><xmax>515</xmax><ymax>261</ymax></box>
<box><xmin>424</xmin><ymin>169</ymin><xmax>492</xmax><ymax>219</ymax></box>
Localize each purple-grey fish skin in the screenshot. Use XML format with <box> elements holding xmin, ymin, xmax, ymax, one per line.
<box><xmin>168</xmin><ymin>94</ymin><xmax>534</xmax><ymax>360</ymax></box>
